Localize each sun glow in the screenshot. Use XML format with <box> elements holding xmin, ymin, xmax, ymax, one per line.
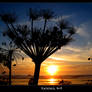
<box><xmin>49</xmin><ymin>78</ymin><xmax>55</xmax><ymax>83</ymax></box>
<box><xmin>47</xmin><ymin>65</ymin><xmax>58</xmax><ymax>75</ymax></box>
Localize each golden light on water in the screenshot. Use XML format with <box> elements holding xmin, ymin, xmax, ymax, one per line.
<box><xmin>47</xmin><ymin>65</ymin><xmax>58</xmax><ymax>75</ymax></box>
<box><xmin>49</xmin><ymin>78</ymin><xmax>55</xmax><ymax>84</ymax></box>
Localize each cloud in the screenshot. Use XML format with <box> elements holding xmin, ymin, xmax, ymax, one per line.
<box><xmin>53</xmin><ymin>43</ymin><xmax>92</xmax><ymax>62</ymax></box>
<box><xmin>50</xmin><ymin>14</ymin><xmax>72</xmax><ymax>22</ymax></box>
<box><xmin>77</xmin><ymin>27</ymin><xmax>89</xmax><ymax>38</ymax></box>
<box><xmin>64</xmin><ymin>46</ymin><xmax>82</xmax><ymax>53</ymax></box>
<box><xmin>76</xmin><ymin>22</ymin><xmax>91</xmax><ymax>38</ymax></box>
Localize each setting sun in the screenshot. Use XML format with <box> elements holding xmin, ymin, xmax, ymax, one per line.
<box><xmin>47</xmin><ymin>65</ymin><xmax>58</xmax><ymax>75</ymax></box>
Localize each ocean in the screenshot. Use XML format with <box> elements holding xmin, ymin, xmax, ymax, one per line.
<box><xmin>11</xmin><ymin>75</ymin><xmax>92</xmax><ymax>85</ymax></box>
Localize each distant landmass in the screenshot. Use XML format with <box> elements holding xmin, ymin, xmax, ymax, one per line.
<box><xmin>0</xmin><ymin>75</ymin><xmax>32</xmax><ymax>79</ymax></box>
<box><xmin>0</xmin><ymin>75</ymin><xmax>92</xmax><ymax>79</ymax></box>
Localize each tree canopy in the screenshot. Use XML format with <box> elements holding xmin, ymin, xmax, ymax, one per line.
<box><xmin>0</xmin><ymin>9</ymin><xmax>76</xmax><ymax>64</ymax></box>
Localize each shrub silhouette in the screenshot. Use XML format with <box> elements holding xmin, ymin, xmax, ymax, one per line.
<box><xmin>0</xmin><ymin>9</ymin><xmax>76</xmax><ymax>85</ymax></box>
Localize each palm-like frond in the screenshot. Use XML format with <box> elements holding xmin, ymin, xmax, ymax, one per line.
<box><xmin>68</xmin><ymin>27</ymin><xmax>76</xmax><ymax>36</ymax></box>
<box><xmin>3</xmin><ymin>24</ymin><xmax>76</xmax><ymax>63</ymax></box>
<box><xmin>41</xmin><ymin>9</ymin><xmax>54</xmax><ymax>20</ymax></box>
<box><xmin>41</xmin><ymin>9</ymin><xmax>54</xmax><ymax>32</ymax></box>
<box><xmin>0</xmin><ymin>41</ymin><xmax>24</xmax><ymax>68</ymax></box>
<box><xmin>29</xmin><ymin>8</ymin><xmax>40</xmax><ymax>21</ymax></box>
<box><xmin>0</xmin><ymin>13</ymin><xmax>17</xmax><ymax>24</ymax></box>
<box><xmin>57</xmin><ymin>19</ymin><xmax>70</xmax><ymax>29</ymax></box>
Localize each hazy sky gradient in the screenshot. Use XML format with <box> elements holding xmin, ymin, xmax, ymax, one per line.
<box><xmin>0</xmin><ymin>3</ymin><xmax>92</xmax><ymax>76</ymax></box>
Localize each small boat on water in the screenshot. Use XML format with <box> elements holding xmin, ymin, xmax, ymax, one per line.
<box><xmin>59</xmin><ymin>80</ymin><xmax>72</xmax><ymax>85</ymax></box>
<box><xmin>85</xmin><ymin>80</ymin><xmax>92</xmax><ymax>85</ymax></box>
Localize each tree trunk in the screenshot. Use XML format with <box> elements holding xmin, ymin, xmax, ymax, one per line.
<box><xmin>8</xmin><ymin>51</ymin><xmax>13</xmax><ymax>86</ymax></box>
<box><xmin>43</xmin><ymin>19</ymin><xmax>47</xmax><ymax>32</ymax></box>
<box><xmin>32</xmin><ymin>62</ymin><xmax>41</xmax><ymax>85</ymax></box>
<box><xmin>31</xmin><ymin>19</ymin><xmax>33</xmax><ymax>32</ymax></box>
<box><xmin>9</xmin><ymin>62</ymin><xmax>11</xmax><ymax>86</ymax></box>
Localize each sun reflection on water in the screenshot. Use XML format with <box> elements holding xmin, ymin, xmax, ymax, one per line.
<box><xmin>48</xmin><ymin>78</ymin><xmax>58</xmax><ymax>85</ymax></box>
<box><xmin>49</xmin><ymin>78</ymin><xmax>55</xmax><ymax>84</ymax></box>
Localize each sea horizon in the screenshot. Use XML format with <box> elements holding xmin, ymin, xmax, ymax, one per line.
<box><xmin>1</xmin><ymin>74</ymin><xmax>92</xmax><ymax>79</ymax></box>
<box><xmin>1</xmin><ymin>74</ymin><xmax>92</xmax><ymax>85</ymax></box>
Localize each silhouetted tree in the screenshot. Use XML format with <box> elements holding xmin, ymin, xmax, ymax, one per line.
<box><xmin>0</xmin><ymin>41</ymin><xmax>24</xmax><ymax>85</ymax></box>
<box><xmin>0</xmin><ymin>9</ymin><xmax>76</xmax><ymax>85</ymax></box>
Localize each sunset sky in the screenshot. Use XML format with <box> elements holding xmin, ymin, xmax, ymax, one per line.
<box><xmin>0</xmin><ymin>3</ymin><xmax>92</xmax><ymax>76</ymax></box>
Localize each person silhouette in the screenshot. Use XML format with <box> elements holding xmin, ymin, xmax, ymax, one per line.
<box><xmin>59</xmin><ymin>80</ymin><xmax>64</xmax><ymax>85</ymax></box>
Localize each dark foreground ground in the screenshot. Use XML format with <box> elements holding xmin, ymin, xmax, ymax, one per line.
<box><xmin>0</xmin><ymin>85</ymin><xmax>92</xmax><ymax>91</ymax></box>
